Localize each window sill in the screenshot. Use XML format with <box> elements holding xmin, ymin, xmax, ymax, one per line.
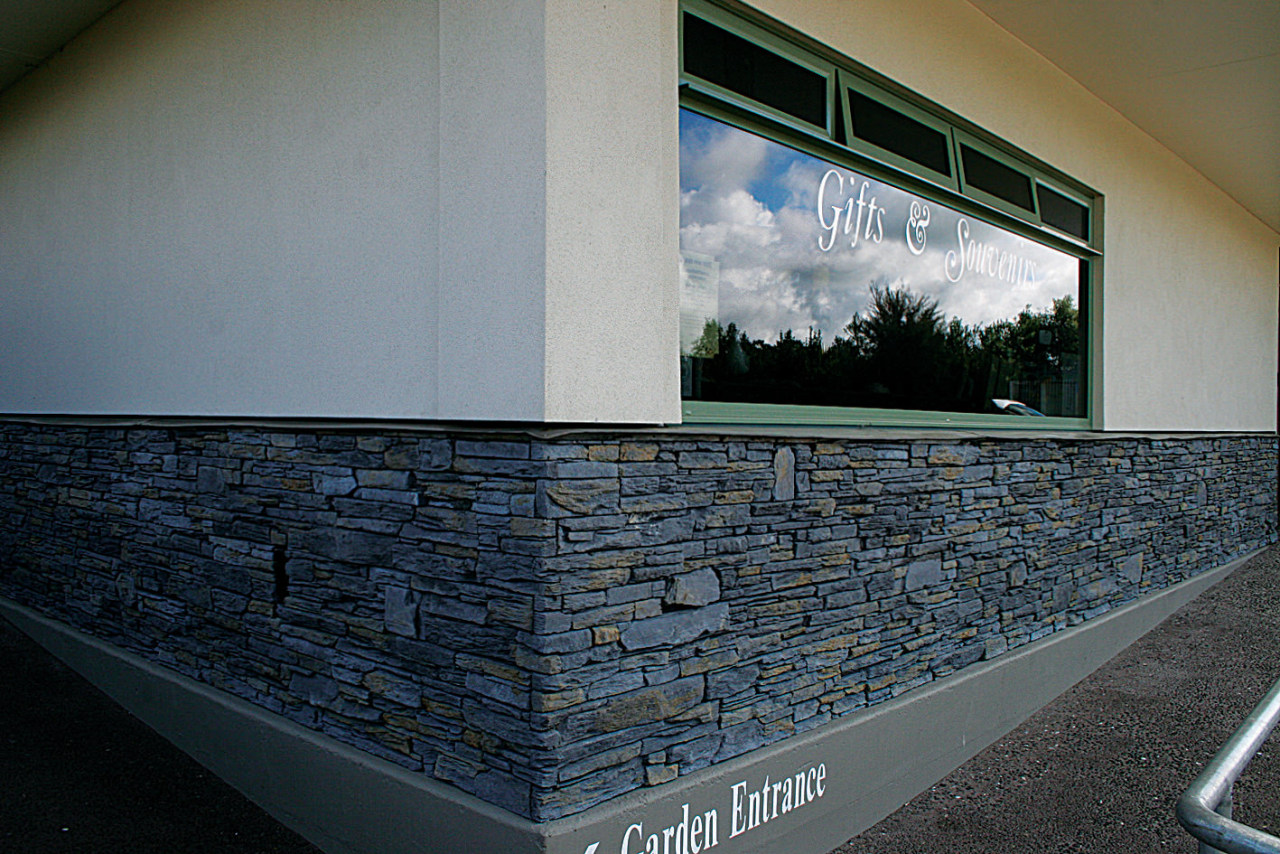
<box><xmin>681</xmin><ymin>400</ymin><xmax>1093</xmax><ymax>432</ymax></box>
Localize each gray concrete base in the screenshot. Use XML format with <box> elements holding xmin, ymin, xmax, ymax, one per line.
<box><xmin>1</xmin><ymin>549</ymin><xmax>1256</xmax><ymax>854</ymax></box>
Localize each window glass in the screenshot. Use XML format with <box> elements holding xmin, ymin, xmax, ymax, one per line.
<box><xmin>1038</xmin><ymin>184</ymin><xmax>1091</xmax><ymax>241</ymax></box>
<box><xmin>960</xmin><ymin>144</ymin><xmax>1035</xmax><ymax>212</ymax></box>
<box><xmin>682</xmin><ymin>12</ymin><xmax>827</xmax><ymax>129</ymax></box>
<box><xmin>848</xmin><ymin>89</ymin><xmax>951</xmax><ymax>178</ymax></box>
<box><xmin>680</xmin><ymin>109</ymin><xmax>1085</xmax><ymax>417</ymax></box>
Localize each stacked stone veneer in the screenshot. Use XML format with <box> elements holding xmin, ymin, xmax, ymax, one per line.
<box><xmin>0</xmin><ymin>423</ymin><xmax>1274</xmax><ymax>820</ymax></box>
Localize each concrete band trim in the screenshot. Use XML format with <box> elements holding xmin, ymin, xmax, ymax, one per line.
<box><xmin>3</xmin><ymin>412</ymin><xmax>1276</xmax><ymax>443</ymax></box>
<box><xmin>1</xmin><ymin>549</ymin><xmax>1254</xmax><ymax>854</ymax></box>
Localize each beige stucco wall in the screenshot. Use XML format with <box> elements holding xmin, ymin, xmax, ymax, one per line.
<box><xmin>1</xmin><ymin>0</ymin><xmax>1273</xmax><ymax>429</ymax></box>
<box><xmin>543</xmin><ymin>0</ymin><xmax>681</xmax><ymax>423</ymax></box>
<box><xmin>436</xmin><ymin>0</ymin><xmax>546</xmax><ymax>421</ymax></box>
<box><xmin>439</xmin><ymin>0</ymin><xmax>681</xmax><ymax>423</ymax></box>
<box><xmin>750</xmin><ymin>0</ymin><xmax>1280</xmax><ymax>432</ymax></box>
<box><xmin>0</xmin><ymin>0</ymin><xmax>442</xmax><ymax>418</ymax></box>
<box><xmin>0</xmin><ymin>0</ymin><xmax>681</xmax><ymax>424</ymax></box>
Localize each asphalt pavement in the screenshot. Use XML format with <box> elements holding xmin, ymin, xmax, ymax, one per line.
<box><xmin>835</xmin><ymin>544</ymin><xmax>1280</xmax><ymax>854</ymax></box>
<box><xmin>4</xmin><ymin>546</ymin><xmax>1280</xmax><ymax>853</ymax></box>
<box><xmin>0</xmin><ymin>612</ymin><xmax>320</xmax><ymax>853</ymax></box>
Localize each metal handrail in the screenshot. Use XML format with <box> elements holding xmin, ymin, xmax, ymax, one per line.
<box><xmin>1177</xmin><ymin>676</ymin><xmax>1280</xmax><ymax>854</ymax></box>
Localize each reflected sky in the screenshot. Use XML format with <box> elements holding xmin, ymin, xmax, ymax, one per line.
<box><xmin>679</xmin><ymin>109</ymin><xmax>1079</xmax><ymax>351</ymax></box>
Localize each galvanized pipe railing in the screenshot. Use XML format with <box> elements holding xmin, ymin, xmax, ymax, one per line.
<box><xmin>1177</xmin><ymin>676</ymin><xmax>1280</xmax><ymax>854</ymax></box>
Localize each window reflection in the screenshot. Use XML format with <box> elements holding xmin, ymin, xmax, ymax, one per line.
<box><xmin>679</xmin><ymin>109</ymin><xmax>1084</xmax><ymax>417</ymax></box>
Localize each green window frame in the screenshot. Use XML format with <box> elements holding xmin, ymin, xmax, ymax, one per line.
<box><xmin>1035</xmin><ymin>178</ymin><xmax>1094</xmax><ymax>244</ymax></box>
<box><xmin>841</xmin><ymin>73</ymin><xmax>960</xmax><ymax>193</ymax></box>
<box><xmin>954</xmin><ymin>130</ymin><xmax>1040</xmax><ymax>221</ymax></box>
<box><xmin>680</xmin><ymin>0</ymin><xmax>837</xmax><ymax>140</ymax></box>
<box><xmin>678</xmin><ymin>0</ymin><xmax>1103</xmax><ymax>430</ymax></box>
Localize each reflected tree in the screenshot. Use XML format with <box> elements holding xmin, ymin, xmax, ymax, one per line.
<box><xmin>845</xmin><ymin>285</ymin><xmax>948</xmax><ymax>408</ymax></box>
<box><xmin>687</xmin><ymin>284</ymin><xmax>1081</xmax><ymax>416</ymax></box>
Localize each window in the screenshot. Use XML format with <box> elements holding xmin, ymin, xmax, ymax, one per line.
<box><xmin>850</xmin><ymin>91</ymin><xmax>952</xmax><ymax>179</ymax></box>
<box><xmin>959</xmin><ymin>143</ymin><xmax>1036</xmax><ymax>214</ymax></box>
<box><xmin>679</xmin><ymin>0</ymin><xmax>1099</xmax><ymax>427</ymax></box>
<box><xmin>679</xmin><ymin>3</ymin><xmax>835</xmax><ymax>137</ymax></box>
<box><xmin>681</xmin><ymin>11</ymin><xmax>827</xmax><ymax>130</ymax></box>
<box><xmin>843</xmin><ymin>80</ymin><xmax>957</xmax><ymax>189</ymax></box>
<box><xmin>1037</xmin><ymin>183</ymin><xmax>1091</xmax><ymax>242</ymax></box>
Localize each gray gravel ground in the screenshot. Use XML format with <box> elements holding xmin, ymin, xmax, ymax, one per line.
<box><xmin>834</xmin><ymin>545</ymin><xmax>1280</xmax><ymax>854</ymax></box>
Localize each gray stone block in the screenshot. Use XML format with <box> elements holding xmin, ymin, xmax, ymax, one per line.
<box><xmin>773</xmin><ymin>447</ymin><xmax>796</xmax><ymax>501</ymax></box>
<box><xmin>664</xmin><ymin>568</ymin><xmax>721</xmax><ymax>608</ymax></box>
<box><xmin>289</xmin><ymin>672</ymin><xmax>340</xmax><ymax>705</ymax></box>
<box><xmin>706</xmin><ymin>664</ymin><xmax>760</xmax><ymax>700</ymax></box>
<box><xmin>537</xmin><ymin>478</ymin><xmax>619</xmax><ymax>517</ymax></box>
<box><xmin>332</xmin><ymin>529</ymin><xmax>394</xmax><ymax>564</ymax></box>
<box><xmin>905</xmin><ymin>559</ymin><xmax>943</xmax><ymax>591</ymax></box>
<box><xmin>384</xmin><ymin>586</ymin><xmax>419</xmax><ymax>637</ymax></box>
<box><xmin>1121</xmin><ymin>553</ymin><xmax>1144</xmax><ymax>583</ymax></box>
<box><xmin>620</xmin><ymin>603</ymin><xmax>730</xmax><ymax>651</ymax></box>
<box><xmin>568</xmin><ymin>677</ymin><xmax>705</xmax><ymax>737</ymax></box>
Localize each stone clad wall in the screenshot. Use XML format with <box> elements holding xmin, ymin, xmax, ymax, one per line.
<box><xmin>0</xmin><ymin>426</ymin><xmax>551</xmax><ymax>815</ymax></box>
<box><xmin>529</xmin><ymin>433</ymin><xmax>1277</xmax><ymax>817</ymax></box>
<box><xmin>0</xmin><ymin>423</ymin><xmax>1275</xmax><ymax>821</ymax></box>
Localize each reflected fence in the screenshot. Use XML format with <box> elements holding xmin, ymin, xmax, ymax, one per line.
<box><xmin>1005</xmin><ymin>378</ymin><xmax>1080</xmax><ymax>417</ymax></box>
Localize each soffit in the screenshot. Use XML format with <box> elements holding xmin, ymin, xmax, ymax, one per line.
<box><xmin>0</xmin><ymin>0</ymin><xmax>121</xmax><ymax>94</ymax></box>
<box><xmin>969</xmin><ymin>0</ymin><xmax>1280</xmax><ymax>233</ymax></box>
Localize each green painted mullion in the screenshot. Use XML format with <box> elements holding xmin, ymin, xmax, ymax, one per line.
<box><xmin>953</xmin><ymin>128</ymin><xmax>1042</xmax><ymax>224</ymax></box>
<box><xmin>683</xmin><ymin>401</ymin><xmax>1092</xmax><ymax>431</ymax></box>
<box><xmin>679</xmin><ymin>96</ymin><xmax>1098</xmax><ymax>262</ymax></box>
<box><xmin>680</xmin><ymin>0</ymin><xmax>837</xmax><ymax>141</ymax></box>
<box><xmin>839</xmin><ymin>70</ymin><xmax>961</xmax><ymax>192</ymax></box>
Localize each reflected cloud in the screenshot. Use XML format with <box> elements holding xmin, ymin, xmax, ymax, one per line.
<box><xmin>679</xmin><ymin>109</ymin><xmax>1079</xmax><ymax>345</ymax></box>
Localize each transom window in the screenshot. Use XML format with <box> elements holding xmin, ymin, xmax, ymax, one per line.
<box><xmin>678</xmin><ymin>0</ymin><xmax>1100</xmax><ymax>427</ymax></box>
